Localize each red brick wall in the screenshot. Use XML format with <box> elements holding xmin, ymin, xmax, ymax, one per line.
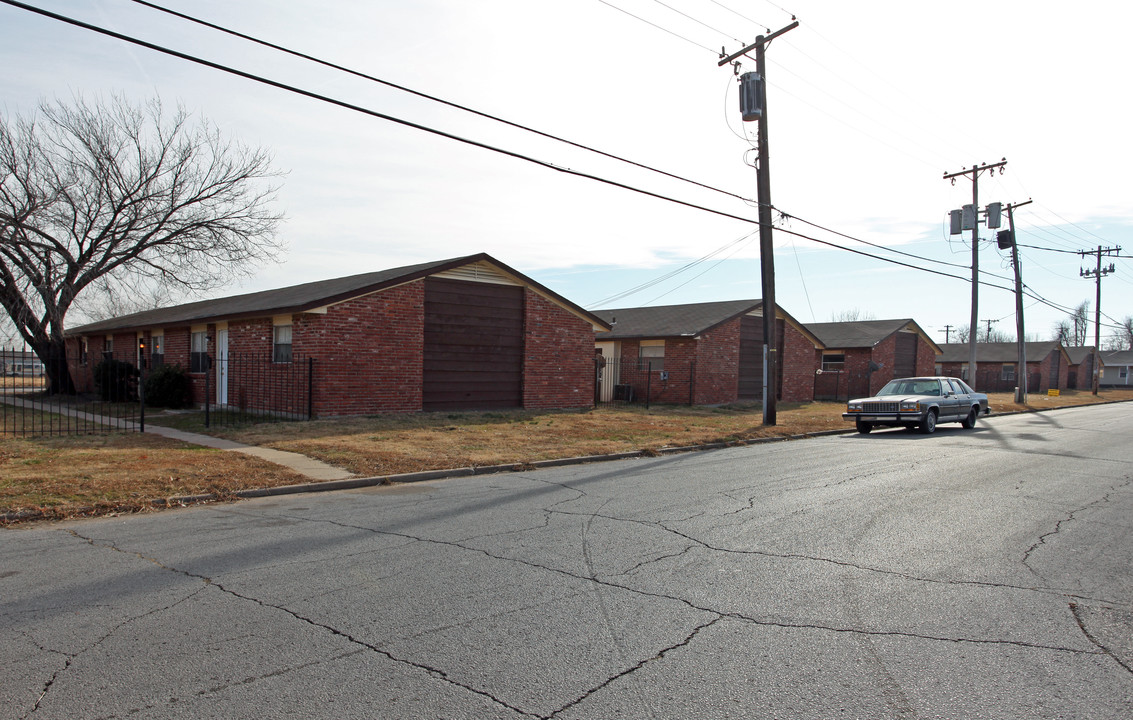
<box><xmin>694</xmin><ymin>319</ymin><xmax>740</xmax><ymax>405</ymax></box>
<box><xmin>66</xmin><ymin>280</ymin><xmax>601</xmax><ymax>416</ymax></box>
<box><xmin>522</xmin><ymin>289</ymin><xmax>597</xmax><ymax>410</ymax></box>
<box><xmin>779</xmin><ymin>322</ymin><xmax>816</xmax><ymax>402</ymax></box>
<box><xmin>298</xmin><ymin>281</ymin><xmax>425</xmax><ymax>416</ymax></box>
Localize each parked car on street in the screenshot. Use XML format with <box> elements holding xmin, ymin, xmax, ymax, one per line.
<box><xmin>843</xmin><ymin>376</ymin><xmax>989</xmax><ymax>434</ymax></box>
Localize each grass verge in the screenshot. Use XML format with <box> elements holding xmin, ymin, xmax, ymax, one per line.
<box><xmin>4</xmin><ymin>388</ymin><xmax>1131</xmax><ymax>523</ymax></box>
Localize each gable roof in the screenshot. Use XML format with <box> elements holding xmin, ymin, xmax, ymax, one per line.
<box><xmin>1064</xmin><ymin>346</ymin><xmax>1098</xmax><ymax>365</ymax></box>
<box><xmin>69</xmin><ymin>253</ymin><xmax>609</xmax><ymax>335</ymax></box>
<box><xmin>1101</xmin><ymin>349</ymin><xmax>1133</xmax><ymax>366</ymax></box>
<box><xmin>938</xmin><ymin>341</ymin><xmax>1067</xmax><ymax>364</ymax></box>
<box><xmin>591</xmin><ymin>299</ymin><xmax>823</xmax><ymax>347</ymax></box>
<box><xmin>805</xmin><ymin>318</ymin><xmax>941</xmax><ymax>354</ymax></box>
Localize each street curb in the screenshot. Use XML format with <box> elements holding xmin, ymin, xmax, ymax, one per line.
<box><xmin>5</xmin><ymin>399</ymin><xmax>1128</xmax><ymax>523</ymax></box>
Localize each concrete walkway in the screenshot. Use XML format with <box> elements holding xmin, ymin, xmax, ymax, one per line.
<box><xmin>142</xmin><ymin>424</ymin><xmax>354</xmax><ymax>481</ymax></box>
<box><xmin>1</xmin><ymin>396</ymin><xmax>353</xmax><ymax>481</ymax></box>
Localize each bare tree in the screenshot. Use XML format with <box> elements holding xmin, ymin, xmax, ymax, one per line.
<box><xmin>1070</xmin><ymin>300</ymin><xmax>1090</xmax><ymax>346</ymax></box>
<box><xmin>1052</xmin><ymin>320</ymin><xmax>1071</xmax><ymax>345</ymax></box>
<box><xmin>1104</xmin><ymin>315</ymin><xmax>1133</xmax><ymax>351</ymax></box>
<box><xmin>830</xmin><ymin>308</ymin><xmax>877</xmax><ymax>322</ymax></box>
<box><xmin>0</xmin><ymin>95</ymin><xmax>284</xmax><ymax>392</ymax></box>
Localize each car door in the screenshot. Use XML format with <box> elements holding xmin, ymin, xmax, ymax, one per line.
<box><xmin>944</xmin><ymin>378</ymin><xmax>968</xmax><ymax>420</ymax></box>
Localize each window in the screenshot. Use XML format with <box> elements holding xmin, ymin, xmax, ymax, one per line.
<box><xmin>151</xmin><ymin>333</ymin><xmax>165</xmax><ymax>368</ymax></box>
<box><xmin>934</xmin><ymin>364</ymin><xmax>942</xmax><ymax>375</ymax></box>
<box><xmin>1001</xmin><ymin>364</ymin><xmax>1015</xmax><ymax>381</ymax></box>
<box><xmin>1121</xmin><ymin>367</ymin><xmax>1128</xmax><ymax>379</ymax></box>
<box><xmin>79</xmin><ymin>338</ymin><xmax>88</xmax><ymax>366</ymax></box>
<box><xmin>639</xmin><ymin>340</ymin><xmax>664</xmax><ymax>371</ymax></box>
<box><xmin>190</xmin><ymin>331</ymin><xmax>209</xmax><ymax>373</ymax></box>
<box><xmin>821</xmin><ymin>353</ymin><xmax>845</xmax><ymax>371</ymax></box>
<box><xmin>960</xmin><ymin>363</ymin><xmax>969</xmax><ymax>381</ymax></box>
<box><xmin>273</xmin><ymin>324</ymin><xmax>293</xmax><ymax>363</ymax></box>
<box><xmin>103</xmin><ymin>335</ymin><xmax>114</xmax><ymax>360</ymax></box>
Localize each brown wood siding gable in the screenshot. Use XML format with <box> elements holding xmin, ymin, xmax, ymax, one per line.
<box><xmin>423</xmin><ymin>277</ymin><xmax>524</xmax><ymax>410</ymax></box>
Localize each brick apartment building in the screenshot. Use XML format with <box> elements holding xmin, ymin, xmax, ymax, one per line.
<box><xmin>804</xmin><ymin>319</ymin><xmax>940</xmax><ymax>401</ymax></box>
<box><xmin>66</xmin><ymin>254</ymin><xmax>609</xmax><ymax>416</ymax></box>
<box><xmin>937</xmin><ymin>341</ymin><xmax>1070</xmax><ymax>393</ymax></box>
<box><xmin>590</xmin><ymin>300</ymin><xmax>824</xmax><ymax>405</ymax></box>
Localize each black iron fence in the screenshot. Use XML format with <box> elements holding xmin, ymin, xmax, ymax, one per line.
<box><xmin>1</xmin><ymin>347</ymin><xmax>142</xmax><ymax>437</ymax></box>
<box><xmin>1</xmin><ymin>346</ymin><xmax>313</xmax><ymax>437</ymax></box>
<box><xmin>201</xmin><ymin>352</ymin><xmax>314</xmax><ymax>428</ymax></box>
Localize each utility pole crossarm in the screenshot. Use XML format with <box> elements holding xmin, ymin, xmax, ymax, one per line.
<box><xmin>718</xmin><ymin>21</ymin><xmax>799</xmax><ymax>66</ymax></box>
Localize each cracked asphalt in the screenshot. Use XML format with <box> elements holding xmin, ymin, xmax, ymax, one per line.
<box><xmin>3</xmin><ymin>403</ymin><xmax>1132</xmax><ymax>719</ymax></box>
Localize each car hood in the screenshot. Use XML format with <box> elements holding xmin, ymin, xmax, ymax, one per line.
<box><xmin>849</xmin><ymin>394</ymin><xmax>933</xmax><ymax>404</ymax></box>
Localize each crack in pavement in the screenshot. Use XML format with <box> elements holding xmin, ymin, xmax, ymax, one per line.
<box><xmin>24</xmin><ymin>539</ymin><xmax>207</xmax><ymax>719</ymax></box>
<box><xmin>1021</xmin><ymin>476</ymin><xmax>1133</xmax><ymax>579</ymax></box>
<box><xmin>546</xmin><ymin>616</ymin><xmax>724</xmax><ymax>719</ymax></box>
<box><xmin>273</xmin><ymin>513</ymin><xmax>1102</xmax><ymax>658</ymax></box>
<box><xmin>547</xmin><ymin>507</ymin><xmax>1104</xmax><ymax>604</ymax></box>
<box><xmin>65</xmin><ymin>530</ymin><xmax>542</xmax><ymax>719</ymax></box>
<box><xmin>1069</xmin><ymin>602</ymin><xmax>1133</xmax><ymax>676</ymax></box>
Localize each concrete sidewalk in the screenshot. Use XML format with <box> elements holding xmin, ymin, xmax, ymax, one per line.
<box><xmin>1</xmin><ymin>395</ymin><xmax>353</xmax><ymax>481</ymax></box>
<box><xmin>143</xmin><ymin>424</ymin><xmax>354</xmax><ymax>481</ymax></box>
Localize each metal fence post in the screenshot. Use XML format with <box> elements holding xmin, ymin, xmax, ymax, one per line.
<box><xmin>204</xmin><ymin>356</ymin><xmax>211</xmax><ymax>428</ymax></box>
<box><xmin>307</xmin><ymin>356</ymin><xmax>314</xmax><ymax>420</ymax></box>
<box><xmin>645</xmin><ymin>361</ymin><xmax>652</xmax><ymax>410</ymax></box>
<box><xmin>688</xmin><ymin>360</ymin><xmax>695</xmax><ymax>406</ymax></box>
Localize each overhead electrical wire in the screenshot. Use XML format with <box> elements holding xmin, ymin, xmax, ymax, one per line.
<box><xmin>647</xmin><ymin>0</ymin><xmax>744</xmax><ymax>44</ymax></box>
<box><xmin>123</xmin><ymin>0</ymin><xmax>1070</xmax><ymax>297</ymax></box>
<box><xmin>5</xmin><ymin>1</ymin><xmax>1115</xmax><ymax>325</ymax></box>
<box><xmin>597</xmin><ymin>0</ymin><xmax>718</xmax><ymax>54</ymax></box>
<box><xmin>125</xmin><ymin>0</ymin><xmax>756</xmax><ymax>209</ymax></box>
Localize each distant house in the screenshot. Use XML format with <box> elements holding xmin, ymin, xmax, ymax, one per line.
<box><xmin>937</xmin><ymin>341</ymin><xmax>1070</xmax><ymax>393</ymax></box>
<box><xmin>803</xmin><ymin>319</ymin><xmax>940</xmax><ymax>401</ymax></box>
<box><xmin>590</xmin><ymin>299</ymin><xmax>824</xmax><ymax>405</ymax></box>
<box><xmin>66</xmin><ymin>254</ymin><xmax>609</xmax><ymax>416</ymax></box>
<box><xmin>1064</xmin><ymin>346</ymin><xmax>1099</xmax><ymax>390</ymax></box>
<box><xmin>1100</xmin><ymin>350</ymin><xmax>1133</xmax><ymax>386</ymax></box>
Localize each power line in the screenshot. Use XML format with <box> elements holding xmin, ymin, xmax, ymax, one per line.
<box><xmin>647</xmin><ymin>0</ymin><xmax>743</xmax><ymax>43</ymax></box>
<box><xmin>596</xmin><ymin>0</ymin><xmax>717</xmax><ymax>53</ymax></box>
<box><xmin>8</xmin><ymin>1</ymin><xmax>1116</xmax><ymax>328</ymax></box>
<box><xmin>124</xmin><ymin>0</ymin><xmax>756</xmax><ymax>208</ymax></box>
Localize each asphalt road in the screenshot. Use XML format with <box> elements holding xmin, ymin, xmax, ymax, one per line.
<box><xmin>3</xmin><ymin>404</ymin><xmax>1132</xmax><ymax>719</ymax></box>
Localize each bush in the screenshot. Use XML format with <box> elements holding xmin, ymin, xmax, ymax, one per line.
<box><xmin>93</xmin><ymin>358</ymin><xmax>140</xmax><ymax>402</ymax></box>
<box><xmin>144</xmin><ymin>363</ymin><xmax>192</xmax><ymax>409</ymax></box>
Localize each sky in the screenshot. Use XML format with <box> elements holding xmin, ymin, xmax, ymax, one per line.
<box><xmin>2</xmin><ymin>0</ymin><xmax>1131</xmax><ymax>348</ymax></box>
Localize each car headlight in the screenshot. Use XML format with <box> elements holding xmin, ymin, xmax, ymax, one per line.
<box><xmin>899</xmin><ymin>401</ymin><xmax>920</xmax><ymax>411</ymax></box>
<box><xmin>847</xmin><ymin>402</ymin><xmax>861</xmax><ymax>412</ymax></box>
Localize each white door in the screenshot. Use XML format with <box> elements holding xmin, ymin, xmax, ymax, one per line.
<box><xmin>595</xmin><ymin>341</ymin><xmax>620</xmax><ymax>402</ymax></box>
<box><xmin>216</xmin><ymin>328</ymin><xmax>229</xmax><ymax>405</ymax></box>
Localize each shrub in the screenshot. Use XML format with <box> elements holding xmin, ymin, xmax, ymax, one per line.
<box><xmin>144</xmin><ymin>363</ymin><xmax>192</xmax><ymax>409</ymax></box>
<box><xmin>93</xmin><ymin>358</ymin><xmax>140</xmax><ymax>402</ymax></box>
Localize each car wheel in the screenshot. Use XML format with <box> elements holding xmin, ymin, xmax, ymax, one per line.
<box><xmin>856</xmin><ymin>420</ymin><xmax>872</xmax><ymax>434</ymax></box>
<box><xmin>919</xmin><ymin>409</ymin><xmax>937</xmax><ymax>434</ymax></box>
<box><xmin>961</xmin><ymin>407</ymin><xmax>977</xmax><ymax>429</ymax></box>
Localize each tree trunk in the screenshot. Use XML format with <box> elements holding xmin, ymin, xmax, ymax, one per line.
<box><xmin>39</xmin><ymin>338</ymin><xmax>76</xmax><ymax>396</ymax></box>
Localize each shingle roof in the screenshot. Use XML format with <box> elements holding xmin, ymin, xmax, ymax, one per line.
<box><xmin>69</xmin><ymin>253</ymin><xmax>609</xmax><ymax>334</ymax></box>
<box><xmin>592</xmin><ymin>299</ymin><xmax>763</xmax><ymax>339</ymax></box>
<box><xmin>1101</xmin><ymin>349</ymin><xmax>1133</xmax><ymax>366</ymax></box>
<box><xmin>805</xmin><ymin>319</ymin><xmax>927</xmax><ymax>349</ymax></box>
<box><xmin>1064</xmin><ymin>346</ymin><xmax>1098</xmax><ymax>365</ymax></box>
<box><xmin>938</xmin><ymin>341</ymin><xmax>1064</xmax><ymax>363</ymax></box>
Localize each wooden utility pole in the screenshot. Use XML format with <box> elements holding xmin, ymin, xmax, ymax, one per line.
<box><xmin>943</xmin><ymin>159</ymin><xmax>1006</xmax><ymax>388</ymax></box>
<box><xmin>1004</xmin><ymin>199</ymin><xmax>1032</xmax><ymax>403</ymax></box>
<box><xmin>942</xmin><ymin>324</ymin><xmax>954</xmax><ymax>343</ymax></box>
<box><xmin>719</xmin><ymin>20</ymin><xmax>797</xmax><ymax>426</ymax></box>
<box><xmin>1080</xmin><ymin>245</ymin><xmax>1120</xmax><ymax>394</ymax></box>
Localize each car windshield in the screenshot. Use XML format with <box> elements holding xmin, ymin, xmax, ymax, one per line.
<box><xmin>879</xmin><ymin>379</ymin><xmax>940</xmax><ymax>396</ymax></box>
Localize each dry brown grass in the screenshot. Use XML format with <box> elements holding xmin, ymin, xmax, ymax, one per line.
<box><xmin>4</xmin><ymin>387</ymin><xmax>1131</xmax><ymax>523</ymax></box>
